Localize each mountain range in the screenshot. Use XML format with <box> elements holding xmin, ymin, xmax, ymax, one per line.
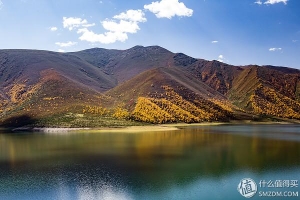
<box><xmin>1</xmin><ymin>45</ymin><xmax>300</xmax><ymax>127</ymax></box>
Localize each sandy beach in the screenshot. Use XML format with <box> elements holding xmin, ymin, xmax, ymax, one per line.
<box><xmin>78</xmin><ymin>125</ymin><xmax>179</xmax><ymax>133</ymax></box>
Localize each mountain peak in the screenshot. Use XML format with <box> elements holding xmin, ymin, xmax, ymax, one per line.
<box><xmin>131</xmin><ymin>45</ymin><xmax>144</xmax><ymax>49</ymax></box>
<box><xmin>127</xmin><ymin>45</ymin><xmax>171</xmax><ymax>53</ymax></box>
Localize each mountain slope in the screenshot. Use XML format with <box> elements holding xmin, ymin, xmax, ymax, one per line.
<box><xmin>106</xmin><ymin>66</ymin><xmax>227</xmax><ymax>104</ymax></box>
<box><xmin>175</xmin><ymin>58</ymin><xmax>244</xmax><ymax>95</ymax></box>
<box><xmin>1</xmin><ymin>45</ymin><xmax>300</xmax><ymax>126</ymax></box>
<box><xmin>175</xmin><ymin>56</ymin><xmax>300</xmax><ymax>119</ymax></box>
<box><xmin>106</xmin><ymin>67</ymin><xmax>233</xmax><ymax>123</ymax></box>
<box><xmin>0</xmin><ymin>49</ymin><xmax>116</xmax><ymax>92</ymax></box>
<box><xmin>0</xmin><ymin>49</ymin><xmax>116</xmax><ymax>126</ymax></box>
<box><xmin>1</xmin><ymin>69</ymin><xmax>108</xmax><ymax>119</ymax></box>
<box><xmin>70</xmin><ymin>45</ymin><xmax>174</xmax><ymax>84</ymax></box>
<box><xmin>228</xmin><ymin>65</ymin><xmax>261</xmax><ymax>107</ymax></box>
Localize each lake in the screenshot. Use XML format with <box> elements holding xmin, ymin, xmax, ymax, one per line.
<box><xmin>0</xmin><ymin>124</ymin><xmax>300</xmax><ymax>200</ymax></box>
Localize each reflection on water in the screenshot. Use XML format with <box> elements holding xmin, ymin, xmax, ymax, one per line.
<box><xmin>0</xmin><ymin>125</ymin><xmax>300</xmax><ymax>199</ymax></box>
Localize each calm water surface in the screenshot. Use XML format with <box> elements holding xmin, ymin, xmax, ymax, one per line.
<box><xmin>0</xmin><ymin>124</ymin><xmax>300</xmax><ymax>200</ymax></box>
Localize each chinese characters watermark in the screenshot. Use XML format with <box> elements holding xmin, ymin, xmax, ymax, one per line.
<box><xmin>259</xmin><ymin>180</ymin><xmax>298</xmax><ymax>188</ymax></box>
<box><xmin>238</xmin><ymin>178</ymin><xmax>299</xmax><ymax>198</ymax></box>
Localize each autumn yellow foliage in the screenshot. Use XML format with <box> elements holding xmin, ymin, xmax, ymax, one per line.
<box><xmin>151</xmin><ymin>98</ymin><xmax>199</xmax><ymax>123</ymax></box>
<box><xmin>131</xmin><ymin>85</ymin><xmax>232</xmax><ymax>123</ymax></box>
<box><xmin>210</xmin><ymin>99</ymin><xmax>234</xmax><ymax>112</ymax></box>
<box><xmin>43</xmin><ymin>97</ymin><xmax>60</xmax><ymax>101</ymax></box>
<box><xmin>82</xmin><ymin>105</ymin><xmax>108</xmax><ymax>115</ymax></box>
<box><xmin>8</xmin><ymin>84</ymin><xmax>27</xmax><ymax>103</ymax></box>
<box><xmin>132</xmin><ymin>97</ymin><xmax>175</xmax><ymax>123</ymax></box>
<box><xmin>249</xmin><ymin>84</ymin><xmax>300</xmax><ymax>119</ymax></box>
<box><xmin>163</xmin><ymin>87</ymin><xmax>211</xmax><ymax>120</ymax></box>
<box><xmin>161</xmin><ymin>85</ymin><xmax>230</xmax><ymax>121</ymax></box>
<box><xmin>113</xmin><ymin>107</ymin><xmax>130</xmax><ymax>119</ymax></box>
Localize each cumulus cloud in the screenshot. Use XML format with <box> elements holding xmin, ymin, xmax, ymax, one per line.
<box><xmin>269</xmin><ymin>47</ymin><xmax>282</xmax><ymax>51</ymax></box>
<box><xmin>63</xmin><ymin>17</ymin><xmax>95</xmax><ymax>30</ymax></box>
<box><xmin>102</xmin><ymin>20</ymin><xmax>141</xmax><ymax>33</ymax></box>
<box><xmin>58</xmin><ymin>49</ymin><xmax>66</xmax><ymax>53</ymax></box>
<box><xmin>264</xmin><ymin>0</ymin><xmax>288</xmax><ymax>4</ymax></box>
<box><xmin>254</xmin><ymin>0</ymin><xmax>263</xmax><ymax>5</ymax></box>
<box><xmin>82</xmin><ymin>23</ymin><xmax>96</xmax><ymax>28</ymax></box>
<box><xmin>255</xmin><ymin>0</ymin><xmax>288</xmax><ymax>5</ymax></box>
<box><xmin>211</xmin><ymin>40</ymin><xmax>218</xmax><ymax>44</ymax></box>
<box><xmin>62</xmin><ymin>1</ymin><xmax>192</xmax><ymax>44</ymax></box>
<box><xmin>78</xmin><ymin>28</ymin><xmax>128</xmax><ymax>44</ymax></box>
<box><xmin>113</xmin><ymin>9</ymin><xmax>147</xmax><ymax>22</ymax></box>
<box><xmin>50</xmin><ymin>27</ymin><xmax>58</xmax><ymax>31</ymax></box>
<box><xmin>217</xmin><ymin>55</ymin><xmax>224</xmax><ymax>62</ymax></box>
<box><xmin>69</xmin><ymin>9</ymin><xmax>147</xmax><ymax>44</ymax></box>
<box><xmin>144</xmin><ymin>0</ymin><xmax>193</xmax><ymax>19</ymax></box>
<box><xmin>55</xmin><ymin>41</ymin><xmax>77</xmax><ymax>47</ymax></box>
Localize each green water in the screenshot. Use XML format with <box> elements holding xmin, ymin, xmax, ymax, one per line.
<box><xmin>0</xmin><ymin>125</ymin><xmax>300</xmax><ymax>199</ymax></box>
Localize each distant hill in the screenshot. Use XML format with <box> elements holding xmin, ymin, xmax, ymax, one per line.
<box><xmin>1</xmin><ymin>45</ymin><xmax>300</xmax><ymax>127</ymax></box>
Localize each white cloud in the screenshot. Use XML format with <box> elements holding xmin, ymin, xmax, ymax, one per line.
<box><xmin>78</xmin><ymin>28</ymin><xmax>128</xmax><ymax>44</ymax></box>
<box><xmin>217</xmin><ymin>55</ymin><xmax>225</xmax><ymax>62</ymax></box>
<box><xmin>61</xmin><ymin>1</ymin><xmax>192</xmax><ymax>45</ymax></box>
<box><xmin>144</xmin><ymin>0</ymin><xmax>193</xmax><ymax>19</ymax></box>
<box><xmin>55</xmin><ymin>41</ymin><xmax>77</xmax><ymax>47</ymax></box>
<box><xmin>82</xmin><ymin>23</ymin><xmax>96</xmax><ymax>28</ymax></box>
<box><xmin>264</xmin><ymin>0</ymin><xmax>288</xmax><ymax>5</ymax></box>
<box><xmin>74</xmin><ymin>9</ymin><xmax>146</xmax><ymax>44</ymax></box>
<box><xmin>254</xmin><ymin>0</ymin><xmax>263</xmax><ymax>5</ymax></box>
<box><xmin>0</xmin><ymin>0</ymin><xmax>3</xmax><ymax>9</ymax></box>
<box><xmin>50</xmin><ymin>27</ymin><xmax>58</xmax><ymax>31</ymax></box>
<box><xmin>211</xmin><ymin>40</ymin><xmax>218</xmax><ymax>44</ymax></box>
<box><xmin>292</xmin><ymin>40</ymin><xmax>298</xmax><ymax>43</ymax></box>
<box><xmin>58</xmin><ymin>49</ymin><xmax>66</xmax><ymax>53</ymax></box>
<box><xmin>102</xmin><ymin>20</ymin><xmax>141</xmax><ymax>34</ymax></box>
<box><xmin>113</xmin><ymin>9</ymin><xmax>147</xmax><ymax>22</ymax></box>
<box><xmin>269</xmin><ymin>47</ymin><xmax>282</xmax><ymax>51</ymax></box>
<box><xmin>63</xmin><ymin>17</ymin><xmax>89</xmax><ymax>30</ymax></box>
<box><xmin>255</xmin><ymin>0</ymin><xmax>288</xmax><ymax>5</ymax></box>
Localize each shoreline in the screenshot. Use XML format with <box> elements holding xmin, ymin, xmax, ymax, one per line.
<box><xmin>8</xmin><ymin>121</ymin><xmax>299</xmax><ymax>134</ymax></box>
<box><xmin>12</xmin><ymin>127</ymin><xmax>91</xmax><ymax>133</ymax></box>
<box><xmin>80</xmin><ymin>125</ymin><xmax>179</xmax><ymax>133</ymax></box>
<box><xmin>11</xmin><ymin>125</ymin><xmax>179</xmax><ymax>133</ymax></box>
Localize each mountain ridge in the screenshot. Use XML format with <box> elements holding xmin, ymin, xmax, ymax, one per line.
<box><xmin>1</xmin><ymin>45</ymin><xmax>300</xmax><ymax>127</ymax></box>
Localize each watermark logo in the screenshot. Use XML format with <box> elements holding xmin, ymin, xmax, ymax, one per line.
<box><xmin>238</xmin><ymin>178</ymin><xmax>258</xmax><ymax>198</ymax></box>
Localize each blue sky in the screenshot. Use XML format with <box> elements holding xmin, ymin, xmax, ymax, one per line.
<box><xmin>0</xmin><ymin>0</ymin><xmax>299</xmax><ymax>69</ymax></box>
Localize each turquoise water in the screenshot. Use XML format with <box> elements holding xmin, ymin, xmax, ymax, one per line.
<box><xmin>0</xmin><ymin>124</ymin><xmax>300</xmax><ymax>199</ymax></box>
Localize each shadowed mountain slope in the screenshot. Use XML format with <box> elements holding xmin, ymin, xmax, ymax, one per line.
<box><xmin>0</xmin><ymin>49</ymin><xmax>116</xmax><ymax>92</ymax></box>
<box><xmin>106</xmin><ymin>66</ymin><xmax>226</xmax><ymax>105</ymax></box>
<box><xmin>175</xmin><ymin>58</ymin><xmax>244</xmax><ymax>95</ymax></box>
<box><xmin>70</xmin><ymin>45</ymin><xmax>174</xmax><ymax>84</ymax></box>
